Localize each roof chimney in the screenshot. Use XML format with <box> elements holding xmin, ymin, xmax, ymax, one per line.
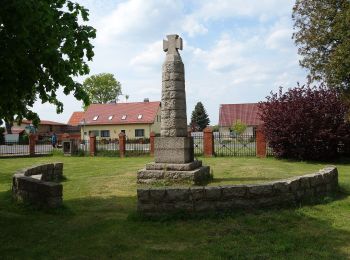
<box><xmin>143</xmin><ymin>98</ymin><xmax>149</xmax><ymax>102</ymax></box>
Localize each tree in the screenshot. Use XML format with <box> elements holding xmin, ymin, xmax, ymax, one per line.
<box><xmin>0</xmin><ymin>127</ymin><xmax>5</xmax><ymax>144</ymax></box>
<box><xmin>258</xmin><ymin>85</ymin><xmax>350</xmax><ymax>160</ymax></box>
<box><xmin>292</xmin><ymin>0</ymin><xmax>350</xmax><ymax>93</ymax></box>
<box><xmin>82</xmin><ymin>73</ymin><xmax>122</xmax><ymax>104</ymax></box>
<box><xmin>232</xmin><ymin>120</ymin><xmax>247</xmax><ymax>136</ymax></box>
<box><xmin>0</xmin><ymin>0</ymin><xmax>96</xmax><ymax>128</ymax></box>
<box><xmin>190</xmin><ymin>102</ymin><xmax>210</xmax><ymax>131</ymax></box>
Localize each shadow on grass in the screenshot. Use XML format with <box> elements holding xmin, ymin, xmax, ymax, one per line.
<box><xmin>0</xmin><ymin>190</ymin><xmax>350</xmax><ymax>258</ymax></box>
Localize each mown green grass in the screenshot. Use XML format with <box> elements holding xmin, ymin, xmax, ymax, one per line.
<box><xmin>0</xmin><ymin>156</ymin><xmax>349</xmax><ymax>259</ymax></box>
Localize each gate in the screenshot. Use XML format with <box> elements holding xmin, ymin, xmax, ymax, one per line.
<box><xmin>214</xmin><ymin>132</ymin><xmax>256</xmax><ymax>156</ymax></box>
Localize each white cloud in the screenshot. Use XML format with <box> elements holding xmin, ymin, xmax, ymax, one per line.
<box><xmin>129</xmin><ymin>41</ymin><xmax>163</xmax><ymax>70</ymax></box>
<box><xmin>182</xmin><ymin>16</ymin><xmax>208</xmax><ymax>37</ymax></box>
<box><xmin>96</xmin><ymin>0</ymin><xmax>184</xmax><ymax>45</ymax></box>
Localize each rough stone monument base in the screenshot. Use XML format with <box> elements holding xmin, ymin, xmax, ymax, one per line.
<box><xmin>137</xmin><ymin>160</ymin><xmax>211</xmax><ymax>185</ymax></box>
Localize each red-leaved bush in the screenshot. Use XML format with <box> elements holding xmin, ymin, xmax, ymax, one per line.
<box><xmin>258</xmin><ymin>85</ymin><xmax>350</xmax><ymax>160</ymax></box>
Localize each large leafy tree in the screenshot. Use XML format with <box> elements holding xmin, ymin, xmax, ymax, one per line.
<box><xmin>0</xmin><ymin>0</ymin><xmax>96</xmax><ymax>129</ymax></box>
<box><xmin>292</xmin><ymin>0</ymin><xmax>350</xmax><ymax>93</ymax></box>
<box><xmin>82</xmin><ymin>73</ymin><xmax>122</xmax><ymax>104</ymax></box>
<box><xmin>259</xmin><ymin>85</ymin><xmax>350</xmax><ymax>161</ymax></box>
<box><xmin>190</xmin><ymin>102</ymin><xmax>210</xmax><ymax>131</ymax></box>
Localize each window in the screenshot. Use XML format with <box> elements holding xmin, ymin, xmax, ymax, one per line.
<box><xmin>137</xmin><ymin>114</ymin><xmax>143</xmax><ymax>119</ymax></box>
<box><xmin>101</xmin><ymin>130</ymin><xmax>110</xmax><ymax>137</ymax></box>
<box><xmin>93</xmin><ymin>115</ymin><xmax>99</xmax><ymax>121</ymax></box>
<box><xmin>108</xmin><ymin>115</ymin><xmax>113</xmax><ymax>120</ymax></box>
<box><xmin>121</xmin><ymin>115</ymin><xmax>127</xmax><ymax>120</ymax></box>
<box><xmin>89</xmin><ymin>130</ymin><xmax>100</xmax><ymax>137</ymax></box>
<box><xmin>135</xmin><ymin>129</ymin><xmax>144</xmax><ymax>137</ymax></box>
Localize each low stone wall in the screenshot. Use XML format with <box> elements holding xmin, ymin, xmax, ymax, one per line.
<box><xmin>12</xmin><ymin>163</ymin><xmax>63</xmax><ymax>208</ymax></box>
<box><xmin>137</xmin><ymin>166</ymin><xmax>339</xmax><ymax>215</ymax></box>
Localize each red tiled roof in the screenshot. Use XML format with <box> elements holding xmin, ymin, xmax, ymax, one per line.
<box><xmin>67</xmin><ymin>112</ymin><xmax>84</xmax><ymax>126</ymax></box>
<box><xmin>219</xmin><ymin>103</ymin><xmax>263</xmax><ymax>127</ymax></box>
<box><xmin>82</xmin><ymin>101</ymin><xmax>161</xmax><ymax>125</ymax></box>
<box><xmin>21</xmin><ymin>119</ymin><xmax>66</xmax><ymax>126</ymax></box>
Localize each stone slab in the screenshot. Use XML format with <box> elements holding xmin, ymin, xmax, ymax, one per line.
<box><xmin>145</xmin><ymin>160</ymin><xmax>202</xmax><ymax>171</ymax></box>
<box><xmin>154</xmin><ymin>137</ymin><xmax>194</xmax><ymax>163</ymax></box>
<box><xmin>137</xmin><ymin>166</ymin><xmax>210</xmax><ymax>185</ymax></box>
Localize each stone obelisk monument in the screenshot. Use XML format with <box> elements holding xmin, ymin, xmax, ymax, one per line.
<box><xmin>137</xmin><ymin>34</ymin><xmax>210</xmax><ymax>184</ymax></box>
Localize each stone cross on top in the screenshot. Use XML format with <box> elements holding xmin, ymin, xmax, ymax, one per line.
<box><xmin>163</xmin><ymin>34</ymin><xmax>183</xmax><ymax>54</ymax></box>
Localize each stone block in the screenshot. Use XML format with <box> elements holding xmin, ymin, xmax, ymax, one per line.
<box><xmin>204</xmin><ymin>186</ymin><xmax>222</xmax><ymax>200</ymax></box>
<box><xmin>162</xmin><ymin>81</ymin><xmax>185</xmax><ymax>92</ymax></box>
<box><xmin>154</xmin><ymin>137</ymin><xmax>194</xmax><ymax>163</ymax></box>
<box><xmin>149</xmin><ymin>189</ymin><xmax>166</xmax><ymax>201</ymax></box>
<box><xmin>161</xmin><ymin>128</ymin><xmax>188</xmax><ymax>137</ymax></box>
<box><xmin>39</xmin><ymin>182</ymin><xmax>63</xmax><ymax>197</ymax></box>
<box><xmin>165</xmin><ymin>188</ymin><xmax>190</xmax><ymax>201</ymax></box>
<box><xmin>191</xmin><ymin>187</ymin><xmax>205</xmax><ymax>200</ymax></box>
<box><xmin>174</xmin><ymin>201</ymin><xmax>193</xmax><ymax>212</ymax></box>
<box><xmin>17</xmin><ymin>176</ymin><xmax>40</xmax><ymax>192</ymax></box>
<box><xmin>162</xmin><ymin>90</ymin><xmax>185</xmax><ymax>100</ymax></box>
<box><xmin>194</xmin><ymin>200</ymin><xmax>216</xmax><ymax>212</ymax></box>
<box><xmin>161</xmin><ymin>118</ymin><xmax>187</xmax><ymax>130</ymax></box>
<box><xmin>145</xmin><ymin>161</ymin><xmax>202</xmax><ymax>171</ymax></box>
<box><xmin>299</xmin><ymin>176</ymin><xmax>311</xmax><ymax>189</ymax></box>
<box><xmin>221</xmin><ymin>185</ymin><xmax>247</xmax><ymax>199</ymax></box>
<box><xmin>137</xmin><ymin>189</ymin><xmax>150</xmax><ymax>202</ymax></box>
<box><xmin>272</xmin><ymin>181</ymin><xmax>290</xmax><ymax>193</ymax></box>
<box><xmin>161</xmin><ymin>109</ymin><xmax>187</xmax><ymax>120</ymax></box>
<box><xmin>137</xmin><ymin>170</ymin><xmax>164</xmax><ymax>180</ymax></box>
<box><xmin>162</xmin><ymin>61</ymin><xmax>184</xmax><ymax>74</ymax></box>
<box><xmin>231</xmin><ymin>199</ymin><xmax>254</xmax><ymax>209</ymax></box>
<box><xmin>137</xmin><ymin>202</ymin><xmax>157</xmax><ymax>213</ymax></box>
<box><xmin>286</xmin><ymin>177</ymin><xmax>300</xmax><ymax>192</ymax></box>
<box><xmin>310</xmin><ymin>174</ymin><xmax>324</xmax><ymax>187</ymax></box>
<box><xmin>248</xmin><ymin>184</ymin><xmax>274</xmax><ymax>197</ymax></box>
<box><xmin>162</xmin><ymin>72</ymin><xmax>185</xmax><ymax>82</ymax></box>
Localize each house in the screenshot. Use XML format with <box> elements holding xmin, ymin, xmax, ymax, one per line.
<box><xmin>13</xmin><ymin>120</ymin><xmax>67</xmax><ymax>140</ymax></box>
<box><xmin>218</xmin><ymin>103</ymin><xmax>262</xmax><ymax>135</ymax></box>
<box><xmin>80</xmin><ymin>101</ymin><xmax>161</xmax><ymax>140</ymax></box>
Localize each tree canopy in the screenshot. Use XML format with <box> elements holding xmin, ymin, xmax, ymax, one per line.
<box><xmin>259</xmin><ymin>85</ymin><xmax>350</xmax><ymax>160</ymax></box>
<box><xmin>190</xmin><ymin>102</ymin><xmax>210</xmax><ymax>131</ymax></box>
<box><xmin>0</xmin><ymin>0</ymin><xmax>96</xmax><ymax>126</ymax></box>
<box><xmin>232</xmin><ymin>120</ymin><xmax>247</xmax><ymax>136</ymax></box>
<box><xmin>82</xmin><ymin>73</ymin><xmax>122</xmax><ymax>104</ymax></box>
<box><xmin>292</xmin><ymin>0</ymin><xmax>350</xmax><ymax>93</ymax></box>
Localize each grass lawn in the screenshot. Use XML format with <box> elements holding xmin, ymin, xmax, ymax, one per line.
<box><xmin>0</xmin><ymin>155</ymin><xmax>349</xmax><ymax>259</ymax></box>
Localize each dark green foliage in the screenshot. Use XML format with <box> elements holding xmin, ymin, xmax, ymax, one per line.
<box><xmin>82</xmin><ymin>73</ymin><xmax>122</xmax><ymax>105</ymax></box>
<box><xmin>190</xmin><ymin>102</ymin><xmax>210</xmax><ymax>131</ymax></box>
<box><xmin>0</xmin><ymin>0</ymin><xmax>96</xmax><ymax>126</ymax></box>
<box><xmin>293</xmin><ymin>0</ymin><xmax>350</xmax><ymax>93</ymax></box>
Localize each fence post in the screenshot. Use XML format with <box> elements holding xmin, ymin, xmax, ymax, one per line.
<box><xmin>203</xmin><ymin>127</ymin><xmax>214</xmax><ymax>157</ymax></box>
<box><xmin>150</xmin><ymin>132</ymin><xmax>155</xmax><ymax>156</ymax></box>
<box><xmin>119</xmin><ymin>132</ymin><xmax>126</xmax><ymax>158</ymax></box>
<box><xmin>256</xmin><ymin>126</ymin><xmax>266</xmax><ymax>158</ymax></box>
<box><xmin>89</xmin><ymin>134</ymin><xmax>96</xmax><ymax>156</ymax></box>
<box><xmin>29</xmin><ymin>134</ymin><xmax>36</xmax><ymax>157</ymax></box>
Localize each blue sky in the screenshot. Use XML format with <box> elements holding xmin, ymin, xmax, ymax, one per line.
<box><xmin>33</xmin><ymin>0</ymin><xmax>307</xmax><ymax>125</ymax></box>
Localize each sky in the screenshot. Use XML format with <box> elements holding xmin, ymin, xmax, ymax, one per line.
<box><xmin>32</xmin><ymin>0</ymin><xmax>308</xmax><ymax>125</ymax></box>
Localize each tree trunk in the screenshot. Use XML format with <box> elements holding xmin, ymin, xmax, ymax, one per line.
<box><xmin>5</xmin><ymin>120</ymin><xmax>13</xmax><ymax>134</ymax></box>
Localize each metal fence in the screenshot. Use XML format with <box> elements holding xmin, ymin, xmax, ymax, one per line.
<box><xmin>0</xmin><ymin>141</ymin><xmax>30</xmax><ymax>156</ymax></box>
<box><xmin>35</xmin><ymin>139</ymin><xmax>54</xmax><ymax>155</ymax></box>
<box><xmin>214</xmin><ymin>132</ymin><xmax>256</xmax><ymax>157</ymax></box>
<box><xmin>193</xmin><ymin>136</ymin><xmax>204</xmax><ymax>155</ymax></box>
<box><xmin>125</xmin><ymin>138</ymin><xmax>150</xmax><ymax>156</ymax></box>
